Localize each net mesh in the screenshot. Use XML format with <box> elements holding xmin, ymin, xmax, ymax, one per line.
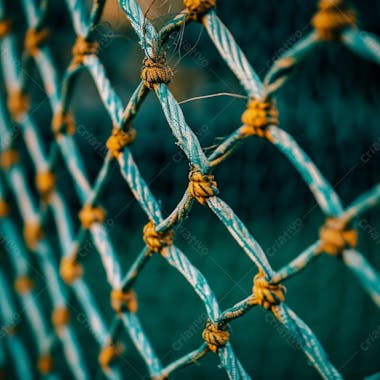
<box><xmin>0</xmin><ymin>0</ymin><xmax>379</xmax><ymax>379</ymax></box>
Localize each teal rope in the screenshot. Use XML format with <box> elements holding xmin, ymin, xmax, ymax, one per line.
<box><xmin>0</xmin><ymin>0</ymin><xmax>379</xmax><ymax>379</ymax></box>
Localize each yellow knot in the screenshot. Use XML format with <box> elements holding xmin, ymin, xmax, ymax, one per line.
<box><xmin>111</xmin><ymin>288</ymin><xmax>138</xmax><ymax>314</ymax></box>
<box><xmin>51</xmin><ymin>307</ymin><xmax>70</xmax><ymax>330</ymax></box>
<box><xmin>23</xmin><ymin>222</ymin><xmax>43</xmax><ymax>250</ymax></box>
<box><xmin>0</xmin><ymin>19</ymin><xmax>12</xmax><ymax>38</ymax></box>
<box><xmin>36</xmin><ymin>171</ymin><xmax>55</xmax><ymax>200</ymax></box>
<box><xmin>7</xmin><ymin>90</ymin><xmax>29</xmax><ymax>120</ymax></box>
<box><xmin>141</xmin><ymin>56</ymin><xmax>173</xmax><ymax>90</ymax></box>
<box><xmin>143</xmin><ymin>221</ymin><xmax>174</xmax><ymax>253</ymax></box>
<box><xmin>37</xmin><ymin>354</ymin><xmax>53</xmax><ymax>375</ymax></box>
<box><xmin>188</xmin><ymin>168</ymin><xmax>219</xmax><ymax>205</ymax></box>
<box><xmin>317</xmin><ymin>217</ymin><xmax>357</xmax><ymax>255</ymax></box>
<box><xmin>72</xmin><ymin>36</ymin><xmax>99</xmax><ymax>65</ymax></box>
<box><xmin>202</xmin><ymin>320</ymin><xmax>230</xmax><ymax>353</ymax></box>
<box><xmin>79</xmin><ymin>205</ymin><xmax>105</xmax><ymax>229</ymax></box>
<box><xmin>60</xmin><ymin>256</ymin><xmax>83</xmax><ymax>284</ymax></box>
<box><xmin>312</xmin><ymin>0</ymin><xmax>356</xmax><ymax>41</ymax></box>
<box><xmin>52</xmin><ymin>111</ymin><xmax>76</xmax><ymax>136</ymax></box>
<box><xmin>0</xmin><ymin>200</ymin><xmax>9</xmax><ymax>217</ymax></box>
<box><xmin>106</xmin><ymin>127</ymin><xmax>136</xmax><ymax>158</ymax></box>
<box><xmin>99</xmin><ymin>344</ymin><xmax>123</xmax><ymax>370</ymax></box>
<box><xmin>0</xmin><ymin>149</ymin><xmax>19</xmax><ymax>170</ymax></box>
<box><xmin>252</xmin><ymin>270</ymin><xmax>286</xmax><ymax>311</ymax></box>
<box><xmin>241</xmin><ymin>98</ymin><xmax>278</xmax><ymax>139</ymax></box>
<box><xmin>14</xmin><ymin>275</ymin><xmax>34</xmax><ymax>295</ymax></box>
<box><xmin>25</xmin><ymin>28</ymin><xmax>49</xmax><ymax>56</ymax></box>
<box><xmin>184</xmin><ymin>0</ymin><xmax>216</xmax><ymax>21</ymax></box>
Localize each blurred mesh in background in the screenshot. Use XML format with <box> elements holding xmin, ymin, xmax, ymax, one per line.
<box><xmin>1</xmin><ymin>0</ymin><xmax>380</xmax><ymax>379</ymax></box>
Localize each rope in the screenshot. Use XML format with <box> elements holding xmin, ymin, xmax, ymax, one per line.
<box><xmin>111</xmin><ymin>289</ymin><xmax>138</xmax><ymax>314</ymax></box>
<box><xmin>184</xmin><ymin>0</ymin><xmax>216</xmax><ymax>21</ymax></box>
<box><xmin>202</xmin><ymin>320</ymin><xmax>230</xmax><ymax>352</ymax></box>
<box><xmin>35</xmin><ymin>171</ymin><xmax>55</xmax><ymax>200</ymax></box>
<box><xmin>240</xmin><ymin>98</ymin><xmax>279</xmax><ymax>139</ymax></box>
<box><xmin>14</xmin><ymin>275</ymin><xmax>34</xmax><ymax>295</ymax></box>
<box><xmin>99</xmin><ymin>344</ymin><xmax>123</xmax><ymax>370</ymax></box>
<box><xmin>60</xmin><ymin>256</ymin><xmax>83</xmax><ymax>284</ymax></box>
<box><xmin>52</xmin><ymin>111</ymin><xmax>76</xmax><ymax>136</ymax></box>
<box><xmin>51</xmin><ymin>307</ymin><xmax>70</xmax><ymax>330</ymax></box>
<box><xmin>37</xmin><ymin>354</ymin><xmax>53</xmax><ymax>375</ymax></box>
<box><xmin>0</xmin><ymin>19</ymin><xmax>11</xmax><ymax>37</ymax></box>
<box><xmin>0</xmin><ymin>149</ymin><xmax>18</xmax><ymax>170</ymax></box>
<box><xmin>317</xmin><ymin>217</ymin><xmax>358</xmax><ymax>255</ymax></box>
<box><xmin>23</xmin><ymin>222</ymin><xmax>43</xmax><ymax>250</ymax></box>
<box><xmin>251</xmin><ymin>270</ymin><xmax>286</xmax><ymax>312</ymax></box>
<box><xmin>7</xmin><ymin>91</ymin><xmax>29</xmax><ymax>120</ymax></box>
<box><xmin>79</xmin><ymin>204</ymin><xmax>105</xmax><ymax>228</ymax></box>
<box><xmin>25</xmin><ymin>28</ymin><xmax>50</xmax><ymax>56</ymax></box>
<box><xmin>143</xmin><ymin>221</ymin><xmax>174</xmax><ymax>253</ymax></box>
<box><xmin>141</xmin><ymin>56</ymin><xmax>173</xmax><ymax>89</ymax></box>
<box><xmin>72</xmin><ymin>36</ymin><xmax>99</xmax><ymax>65</ymax></box>
<box><xmin>188</xmin><ymin>168</ymin><xmax>219</xmax><ymax>205</ymax></box>
<box><xmin>106</xmin><ymin>127</ymin><xmax>136</xmax><ymax>158</ymax></box>
<box><xmin>0</xmin><ymin>0</ymin><xmax>379</xmax><ymax>378</ymax></box>
<box><xmin>312</xmin><ymin>0</ymin><xmax>356</xmax><ymax>41</ymax></box>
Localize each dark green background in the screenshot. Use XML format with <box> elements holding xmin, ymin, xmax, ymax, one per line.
<box><xmin>2</xmin><ymin>0</ymin><xmax>380</xmax><ymax>379</ymax></box>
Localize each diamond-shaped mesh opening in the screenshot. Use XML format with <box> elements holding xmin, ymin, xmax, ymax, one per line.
<box><xmin>0</xmin><ymin>1</ymin><xmax>379</xmax><ymax>380</ymax></box>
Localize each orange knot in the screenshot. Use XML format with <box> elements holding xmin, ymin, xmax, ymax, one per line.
<box><xmin>0</xmin><ymin>149</ymin><xmax>19</xmax><ymax>170</ymax></box>
<box><xmin>7</xmin><ymin>90</ymin><xmax>29</xmax><ymax>120</ymax></box>
<box><xmin>252</xmin><ymin>270</ymin><xmax>286</xmax><ymax>311</ymax></box>
<box><xmin>37</xmin><ymin>354</ymin><xmax>53</xmax><ymax>375</ymax></box>
<box><xmin>0</xmin><ymin>200</ymin><xmax>9</xmax><ymax>217</ymax></box>
<box><xmin>143</xmin><ymin>221</ymin><xmax>174</xmax><ymax>253</ymax></box>
<box><xmin>79</xmin><ymin>204</ymin><xmax>105</xmax><ymax>229</ymax></box>
<box><xmin>52</xmin><ymin>307</ymin><xmax>70</xmax><ymax>330</ymax></box>
<box><xmin>241</xmin><ymin>98</ymin><xmax>278</xmax><ymax>138</ymax></box>
<box><xmin>14</xmin><ymin>275</ymin><xmax>34</xmax><ymax>294</ymax></box>
<box><xmin>312</xmin><ymin>0</ymin><xmax>356</xmax><ymax>41</ymax></box>
<box><xmin>141</xmin><ymin>56</ymin><xmax>173</xmax><ymax>90</ymax></box>
<box><xmin>318</xmin><ymin>217</ymin><xmax>357</xmax><ymax>255</ymax></box>
<box><xmin>99</xmin><ymin>344</ymin><xmax>123</xmax><ymax>370</ymax></box>
<box><xmin>60</xmin><ymin>256</ymin><xmax>83</xmax><ymax>284</ymax></box>
<box><xmin>111</xmin><ymin>288</ymin><xmax>138</xmax><ymax>314</ymax></box>
<box><xmin>184</xmin><ymin>0</ymin><xmax>216</xmax><ymax>21</ymax></box>
<box><xmin>52</xmin><ymin>111</ymin><xmax>76</xmax><ymax>136</ymax></box>
<box><xmin>25</xmin><ymin>28</ymin><xmax>49</xmax><ymax>56</ymax></box>
<box><xmin>106</xmin><ymin>127</ymin><xmax>136</xmax><ymax>158</ymax></box>
<box><xmin>36</xmin><ymin>171</ymin><xmax>55</xmax><ymax>200</ymax></box>
<box><xmin>23</xmin><ymin>222</ymin><xmax>43</xmax><ymax>250</ymax></box>
<box><xmin>202</xmin><ymin>320</ymin><xmax>230</xmax><ymax>353</ymax></box>
<box><xmin>188</xmin><ymin>168</ymin><xmax>219</xmax><ymax>205</ymax></box>
<box><xmin>72</xmin><ymin>36</ymin><xmax>99</xmax><ymax>65</ymax></box>
<box><xmin>0</xmin><ymin>19</ymin><xmax>12</xmax><ymax>38</ymax></box>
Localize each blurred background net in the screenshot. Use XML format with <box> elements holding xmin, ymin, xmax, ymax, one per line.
<box><xmin>0</xmin><ymin>0</ymin><xmax>380</xmax><ymax>379</ymax></box>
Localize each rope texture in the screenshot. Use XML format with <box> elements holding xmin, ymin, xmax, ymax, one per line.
<box><xmin>0</xmin><ymin>0</ymin><xmax>379</xmax><ymax>379</ymax></box>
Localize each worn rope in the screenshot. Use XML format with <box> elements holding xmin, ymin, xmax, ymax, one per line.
<box><xmin>0</xmin><ymin>0</ymin><xmax>379</xmax><ymax>379</ymax></box>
